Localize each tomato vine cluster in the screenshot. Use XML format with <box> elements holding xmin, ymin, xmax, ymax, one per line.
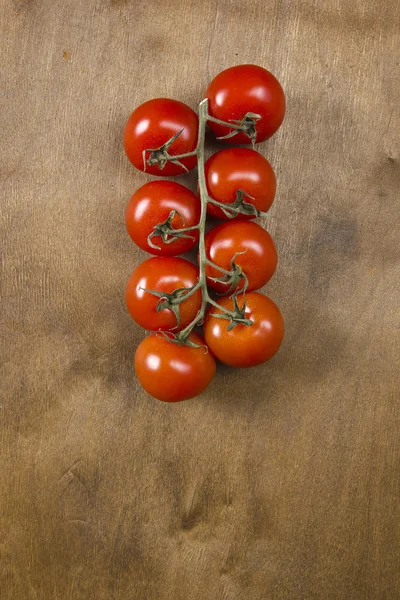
<box><xmin>123</xmin><ymin>65</ymin><xmax>285</xmax><ymax>403</ymax></box>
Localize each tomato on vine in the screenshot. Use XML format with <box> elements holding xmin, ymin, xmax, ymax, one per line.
<box><xmin>204</xmin><ymin>148</ymin><xmax>276</xmax><ymax>220</ymax></box>
<box><xmin>123</xmin><ymin>64</ymin><xmax>287</xmax><ymax>401</ymax></box>
<box><xmin>124</xmin><ymin>98</ymin><xmax>198</xmax><ymax>176</ymax></box>
<box><xmin>204</xmin><ymin>221</ymin><xmax>277</xmax><ymax>293</ymax></box>
<box><xmin>134</xmin><ymin>332</ymin><xmax>216</xmax><ymax>402</ymax></box>
<box><xmin>125</xmin><ymin>181</ymin><xmax>200</xmax><ymax>256</ymax></box>
<box><xmin>204</xmin><ymin>292</ymin><xmax>284</xmax><ymax>367</ymax></box>
<box><xmin>206</xmin><ymin>64</ymin><xmax>285</xmax><ymax>143</ymax></box>
<box><xmin>125</xmin><ymin>257</ymin><xmax>201</xmax><ymax>331</ymax></box>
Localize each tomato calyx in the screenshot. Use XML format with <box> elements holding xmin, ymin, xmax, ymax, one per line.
<box><xmin>210</xmin><ymin>293</ymin><xmax>253</xmax><ymax>331</ymax></box>
<box><xmin>141</xmin><ymin>284</ymin><xmax>200</xmax><ymax>328</ymax></box>
<box><xmin>157</xmin><ymin>330</ymin><xmax>208</xmax><ymax>351</ymax></box>
<box><xmin>147</xmin><ymin>209</ymin><xmax>199</xmax><ymax>250</ymax></box>
<box><xmin>142</xmin><ymin>130</ymin><xmax>197</xmax><ymax>173</ymax></box>
<box><xmin>208</xmin><ymin>189</ymin><xmax>269</xmax><ymax>219</ymax></box>
<box><xmin>207</xmin><ymin>112</ymin><xmax>261</xmax><ymax>147</ymax></box>
<box><xmin>207</xmin><ymin>251</ymin><xmax>249</xmax><ymax>295</ymax></box>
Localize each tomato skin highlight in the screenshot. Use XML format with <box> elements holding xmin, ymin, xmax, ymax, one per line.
<box><xmin>125</xmin><ymin>181</ymin><xmax>200</xmax><ymax>256</ymax></box>
<box><xmin>204</xmin><ymin>292</ymin><xmax>284</xmax><ymax>367</ymax></box>
<box><xmin>204</xmin><ymin>221</ymin><xmax>277</xmax><ymax>293</ymax></box>
<box><xmin>204</xmin><ymin>148</ymin><xmax>276</xmax><ymax>220</ymax></box>
<box><xmin>206</xmin><ymin>64</ymin><xmax>285</xmax><ymax>143</ymax></box>
<box><xmin>125</xmin><ymin>257</ymin><xmax>202</xmax><ymax>331</ymax></box>
<box><xmin>134</xmin><ymin>332</ymin><xmax>216</xmax><ymax>402</ymax></box>
<box><xmin>124</xmin><ymin>98</ymin><xmax>198</xmax><ymax>176</ymax></box>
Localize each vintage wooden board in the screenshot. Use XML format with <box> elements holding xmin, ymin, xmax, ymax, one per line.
<box><xmin>1</xmin><ymin>0</ymin><xmax>399</xmax><ymax>598</ymax></box>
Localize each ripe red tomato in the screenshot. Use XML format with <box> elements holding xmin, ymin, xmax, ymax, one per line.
<box><xmin>125</xmin><ymin>181</ymin><xmax>201</xmax><ymax>256</ymax></box>
<box><xmin>204</xmin><ymin>148</ymin><xmax>276</xmax><ymax>220</ymax></box>
<box><xmin>204</xmin><ymin>221</ymin><xmax>277</xmax><ymax>293</ymax></box>
<box><xmin>205</xmin><ymin>64</ymin><xmax>285</xmax><ymax>143</ymax></box>
<box><xmin>124</xmin><ymin>98</ymin><xmax>198</xmax><ymax>176</ymax></box>
<box><xmin>125</xmin><ymin>257</ymin><xmax>201</xmax><ymax>331</ymax></box>
<box><xmin>204</xmin><ymin>292</ymin><xmax>284</xmax><ymax>367</ymax></box>
<box><xmin>134</xmin><ymin>332</ymin><xmax>216</xmax><ymax>402</ymax></box>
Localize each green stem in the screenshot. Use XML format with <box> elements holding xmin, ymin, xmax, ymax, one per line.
<box><xmin>177</xmin><ymin>100</ymin><xmax>245</xmax><ymax>340</ymax></box>
<box><xmin>169</xmin><ymin>225</ymin><xmax>200</xmax><ymax>234</ymax></box>
<box><xmin>207</xmin><ymin>115</ymin><xmax>245</xmax><ymax>129</ymax></box>
<box><xmin>177</xmin><ymin>99</ymin><xmax>209</xmax><ymax>340</ymax></box>
<box><xmin>203</xmin><ymin>294</ymin><xmax>233</xmax><ymax>313</ymax></box>
<box><xmin>204</xmin><ymin>258</ymin><xmax>232</xmax><ymax>275</ymax></box>
<box><xmin>206</xmin><ymin>197</ymin><xmax>242</xmax><ymax>216</ymax></box>
<box><xmin>178</xmin><ymin>280</ymin><xmax>202</xmax><ymax>301</ymax></box>
<box><xmin>165</xmin><ymin>150</ymin><xmax>198</xmax><ymax>160</ymax></box>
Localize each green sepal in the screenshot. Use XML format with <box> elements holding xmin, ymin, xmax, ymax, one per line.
<box><xmin>141</xmin><ymin>285</ymin><xmax>197</xmax><ymax>328</ymax></box>
<box><xmin>147</xmin><ymin>210</ymin><xmax>196</xmax><ymax>250</ymax></box>
<box><xmin>142</xmin><ymin>129</ymin><xmax>189</xmax><ymax>172</ymax></box>
<box><xmin>216</xmin><ymin>112</ymin><xmax>262</xmax><ymax>146</ymax></box>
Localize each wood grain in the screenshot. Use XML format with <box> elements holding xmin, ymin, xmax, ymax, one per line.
<box><xmin>1</xmin><ymin>0</ymin><xmax>399</xmax><ymax>598</ymax></box>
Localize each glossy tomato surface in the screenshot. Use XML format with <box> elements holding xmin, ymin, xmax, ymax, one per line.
<box><xmin>204</xmin><ymin>221</ymin><xmax>277</xmax><ymax>293</ymax></box>
<box><xmin>134</xmin><ymin>332</ymin><xmax>216</xmax><ymax>402</ymax></box>
<box><xmin>204</xmin><ymin>292</ymin><xmax>284</xmax><ymax>367</ymax></box>
<box><xmin>204</xmin><ymin>148</ymin><xmax>276</xmax><ymax>220</ymax></box>
<box><xmin>125</xmin><ymin>257</ymin><xmax>201</xmax><ymax>331</ymax></box>
<box><xmin>206</xmin><ymin>64</ymin><xmax>285</xmax><ymax>143</ymax></box>
<box><xmin>124</xmin><ymin>98</ymin><xmax>198</xmax><ymax>176</ymax></box>
<box><xmin>125</xmin><ymin>181</ymin><xmax>201</xmax><ymax>256</ymax></box>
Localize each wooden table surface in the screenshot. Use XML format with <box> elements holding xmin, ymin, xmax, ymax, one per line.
<box><xmin>1</xmin><ymin>1</ymin><xmax>399</xmax><ymax>598</ymax></box>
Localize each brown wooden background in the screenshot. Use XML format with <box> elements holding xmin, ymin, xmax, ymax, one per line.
<box><xmin>1</xmin><ymin>1</ymin><xmax>400</xmax><ymax>598</ymax></box>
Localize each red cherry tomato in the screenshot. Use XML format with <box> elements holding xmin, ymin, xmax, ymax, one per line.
<box><xmin>125</xmin><ymin>181</ymin><xmax>201</xmax><ymax>256</ymax></box>
<box><xmin>204</xmin><ymin>221</ymin><xmax>277</xmax><ymax>293</ymax></box>
<box><xmin>125</xmin><ymin>257</ymin><xmax>201</xmax><ymax>331</ymax></box>
<box><xmin>124</xmin><ymin>98</ymin><xmax>198</xmax><ymax>176</ymax></box>
<box><xmin>134</xmin><ymin>332</ymin><xmax>216</xmax><ymax>402</ymax></box>
<box><xmin>204</xmin><ymin>292</ymin><xmax>284</xmax><ymax>367</ymax></box>
<box><xmin>204</xmin><ymin>148</ymin><xmax>276</xmax><ymax>220</ymax></box>
<box><xmin>205</xmin><ymin>64</ymin><xmax>285</xmax><ymax>143</ymax></box>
